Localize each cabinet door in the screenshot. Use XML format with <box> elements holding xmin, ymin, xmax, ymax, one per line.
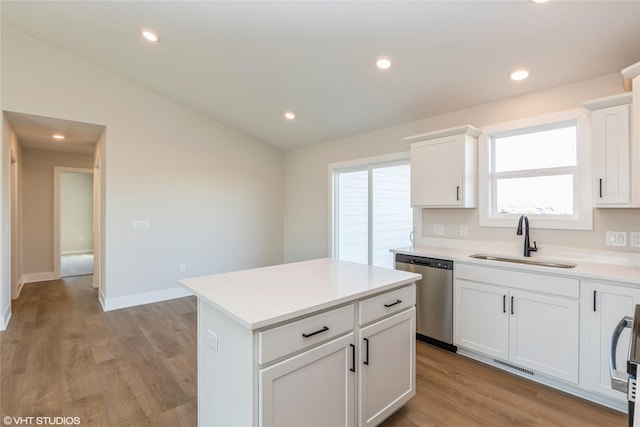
<box><xmin>259</xmin><ymin>333</ymin><xmax>356</xmax><ymax>427</ymax></box>
<box><xmin>593</xmin><ymin>104</ymin><xmax>630</xmax><ymax>206</ymax></box>
<box><xmin>411</xmin><ymin>136</ymin><xmax>463</xmax><ymax>207</ymax></box>
<box><xmin>358</xmin><ymin>308</ymin><xmax>415</xmax><ymax>427</ymax></box>
<box><xmin>590</xmin><ymin>283</ymin><xmax>640</xmax><ymax>400</ymax></box>
<box><xmin>509</xmin><ymin>289</ymin><xmax>579</xmax><ymax>384</ymax></box>
<box><xmin>454</xmin><ymin>279</ymin><xmax>509</xmax><ymax>360</ymax></box>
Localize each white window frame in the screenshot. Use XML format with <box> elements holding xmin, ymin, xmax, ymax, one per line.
<box><xmin>478</xmin><ymin>109</ymin><xmax>592</xmax><ymax>230</ymax></box>
<box><xmin>329</xmin><ymin>152</ymin><xmax>413</xmax><ymax>264</ymax></box>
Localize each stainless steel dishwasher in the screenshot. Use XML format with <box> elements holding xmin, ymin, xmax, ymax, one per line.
<box><xmin>395</xmin><ymin>253</ymin><xmax>456</xmax><ymax>352</ymax></box>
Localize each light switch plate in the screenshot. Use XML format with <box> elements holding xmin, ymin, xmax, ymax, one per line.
<box><xmin>631</xmin><ymin>232</ymin><xmax>640</xmax><ymax>248</ymax></box>
<box><xmin>459</xmin><ymin>225</ymin><xmax>468</xmax><ymax>236</ymax></box>
<box><xmin>131</xmin><ymin>220</ymin><xmax>150</xmax><ymax>230</ymax></box>
<box><xmin>433</xmin><ymin>224</ymin><xmax>444</xmax><ymax>235</ymax></box>
<box><xmin>606</xmin><ymin>231</ymin><xmax>626</xmax><ymax>247</ymax></box>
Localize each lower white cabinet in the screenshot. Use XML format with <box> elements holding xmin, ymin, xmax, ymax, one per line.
<box><xmin>259</xmin><ymin>333</ymin><xmax>356</xmax><ymax>427</ymax></box>
<box><xmin>454</xmin><ymin>264</ymin><xmax>579</xmax><ymax>384</ymax></box>
<box><xmin>589</xmin><ymin>281</ymin><xmax>640</xmax><ymax>401</ymax></box>
<box><xmin>358</xmin><ymin>308</ymin><xmax>416</xmax><ymax>427</ymax></box>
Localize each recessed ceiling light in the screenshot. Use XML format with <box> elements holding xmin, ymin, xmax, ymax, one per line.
<box><xmin>509</xmin><ymin>68</ymin><xmax>530</xmax><ymax>81</ymax></box>
<box><xmin>284</xmin><ymin>112</ymin><xmax>296</xmax><ymax>120</ymax></box>
<box><xmin>142</xmin><ymin>29</ymin><xmax>159</xmax><ymax>42</ymax></box>
<box><xmin>530</xmin><ymin>0</ymin><xmax>550</xmax><ymax>3</ymax></box>
<box><xmin>376</xmin><ymin>57</ymin><xmax>392</xmax><ymax>70</ymax></box>
<box><xmin>52</xmin><ymin>134</ymin><xmax>65</xmax><ymax>140</ymax></box>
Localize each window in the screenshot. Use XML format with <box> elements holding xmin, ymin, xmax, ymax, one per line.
<box><xmin>331</xmin><ymin>154</ymin><xmax>413</xmax><ymax>268</ymax></box>
<box><xmin>479</xmin><ymin>109</ymin><xmax>592</xmax><ymax>230</ymax></box>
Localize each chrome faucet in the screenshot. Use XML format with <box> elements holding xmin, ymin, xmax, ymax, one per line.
<box><xmin>516</xmin><ymin>214</ymin><xmax>537</xmax><ymax>257</ymax></box>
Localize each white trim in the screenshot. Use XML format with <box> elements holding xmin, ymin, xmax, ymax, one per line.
<box><xmin>22</xmin><ymin>271</ymin><xmax>58</xmax><ymax>283</ymax></box>
<box><xmin>478</xmin><ymin>109</ymin><xmax>592</xmax><ymax>230</ymax></box>
<box><xmin>61</xmin><ymin>250</ymin><xmax>94</xmax><ymax>256</ymax></box>
<box><xmin>1</xmin><ymin>303</ymin><xmax>11</xmax><ymax>331</ymax></box>
<box><xmin>15</xmin><ymin>276</ymin><xmax>25</xmax><ymax>299</ymax></box>
<box><xmin>53</xmin><ymin>167</ymin><xmax>93</xmax><ymax>280</ymax></box>
<box><xmin>102</xmin><ymin>286</ymin><xmax>193</xmax><ymax>312</ymax></box>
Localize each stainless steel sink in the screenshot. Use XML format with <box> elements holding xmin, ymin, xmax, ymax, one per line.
<box><xmin>469</xmin><ymin>253</ymin><xmax>576</xmax><ymax>269</ymax></box>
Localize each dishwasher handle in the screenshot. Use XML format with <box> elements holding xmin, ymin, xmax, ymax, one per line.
<box><xmin>610</xmin><ymin>315</ymin><xmax>633</xmax><ymax>393</ymax></box>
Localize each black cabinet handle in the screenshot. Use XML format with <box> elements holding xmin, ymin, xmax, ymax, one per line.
<box><xmin>456</xmin><ymin>186</ymin><xmax>460</xmax><ymax>201</ymax></box>
<box><xmin>593</xmin><ymin>290</ymin><xmax>597</xmax><ymax>312</ymax></box>
<box><xmin>363</xmin><ymin>337</ymin><xmax>370</xmax><ymax>365</ymax></box>
<box><xmin>349</xmin><ymin>344</ymin><xmax>355</xmax><ymax>373</ymax></box>
<box><xmin>599</xmin><ymin>179</ymin><xmax>603</xmax><ymax>198</ymax></box>
<box><xmin>511</xmin><ymin>296</ymin><xmax>514</xmax><ymax>315</ymax></box>
<box><xmin>384</xmin><ymin>299</ymin><xmax>402</xmax><ymax>308</ymax></box>
<box><xmin>302</xmin><ymin>326</ymin><xmax>329</xmax><ymax>338</ymax></box>
<box><xmin>503</xmin><ymin>295</ymin><xmax>506</xmax><ymax>313</ymax></box>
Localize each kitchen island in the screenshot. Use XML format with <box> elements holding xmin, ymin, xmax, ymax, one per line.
<box><xmin>180</xmin><ymin>258</ymin><xmax>421</xmax><ymax>427</ymax></box>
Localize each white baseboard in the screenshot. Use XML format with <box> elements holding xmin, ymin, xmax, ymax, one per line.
<box><xmin>102</xmin><ymin>286</ymin><xmax>193</xmax><ymax>312</ymax></box>
<box><xmin>22</xmin><ymin>272</ymin><xmax>58</xmax><ymax>284</ymax></box>
<box><xmin>14</xmin><ymin>278</ymin><xmax>25</xmax><ymax>299</ymax></box>
<box><xmin>1</xmin><ymin>303</ymin><xmax>11</xmax><ymax>331</ymax></box>
<box><xmin>61</xmin><ymin>250</ymin><xmax>94</xmax><ymax>256</ymax></box>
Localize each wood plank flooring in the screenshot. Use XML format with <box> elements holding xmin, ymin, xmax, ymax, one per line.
<box><xmin>1</xmin><ymin>277</ymin><xmax>627</xmax><ymax>426</ymax></box>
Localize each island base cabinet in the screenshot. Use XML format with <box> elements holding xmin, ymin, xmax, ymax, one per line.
<box><xmin>259</xmin><ymin>333</ymin><xmax>356</xmax><ymax>427</ymax></box>
<box><xmin>358</xmin><ymin>308</ymin><xmax>416</xmax><ymax>427</ymax></box>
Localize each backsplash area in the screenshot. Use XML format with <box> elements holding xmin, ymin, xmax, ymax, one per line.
<box><xmin>419</xmin><ymin>207</ymin><xmax>640</xmax><ymax>260</ymax></box>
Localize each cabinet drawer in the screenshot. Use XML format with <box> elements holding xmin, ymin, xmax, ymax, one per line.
<box><xmin>258</xmin><ymin>304</ymin><xmax>355</xmax><ymax>365</ymax></box>
<box><xmin>358</xmin><ymin>284</ymin><xmax>416</xmax><ymax>326</ymax></box>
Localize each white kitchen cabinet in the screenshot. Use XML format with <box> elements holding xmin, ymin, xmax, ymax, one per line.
<box><xmin>358</xmin><ymin>308</ymin><xmax>415</xmax><ymax>427</ymax></box>
<box><xmin>406</xmin><ymin>125</ymin><xmax>480</xmax><ymax>208</ymax></box>
<box><xmin>455</xmin><ymin>279</ymin><xmax>508</xmax><ymax>360</ymax></box>
<box><xmin>454</xmin><ymin>263</ymin><xmax>580</xmax><ymax>384</ymax></box>
<box><xmin>589</xmin><ymin>281</ymin><xmax>640</xmax><ymax>401</ymax></box>
<box><xmin>584</xmin><ymin>93</ymin><xmax>632</xmax><ymax>206</ymax></box>
<box><xmin>183</xmin><ymin>258</ymin><xmax>419</xmax><ymax>427</ymax></box>
<box><xmin>260</xmin><ymin>333</ymin><xmax>356</xmax><ymax>427</ymax></box>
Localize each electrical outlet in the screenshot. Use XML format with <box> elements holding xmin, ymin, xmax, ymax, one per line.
<box><xmin>433</xmin><ymin>224</ymin><xmax>444</xmax><ymax>235</ymax></box>
<box><xmin>179</xmin><ymin>263</ymin><xmax>186</xmax><ymax>272</ymax></box>
<box><xmin>606</xmin><ymin>231</ymin><xmax>627</xmax><ymax>247</ymax></box>
<box><xmin>459</xmin><ymin>225</ymin><xmax>468</xmax><ymax>236</ymax></box>
<box><xmin>631</xmin><ymin>232</ymin><xmax>640</xmax><ymax>248</ymax></box>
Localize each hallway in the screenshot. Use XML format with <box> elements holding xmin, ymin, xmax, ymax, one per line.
<box><xmin>0</xmin><ymin>276</ymin><xmax>197</xmax><ymax>426</ymax></box>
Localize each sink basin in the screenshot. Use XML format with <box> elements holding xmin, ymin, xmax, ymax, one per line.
<box><xmin>469</xmin><ymin>253</ymin><xmax>576</xmax><ymax>269</ymax></box>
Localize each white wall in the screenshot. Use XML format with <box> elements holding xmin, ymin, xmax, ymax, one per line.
<box><xmin>1</xmin><ymin>26</ymin><xmax>284</xmax><ymax>309</ymax></box>
<box><xmin>22</xmin><ymin>149</ymin><xmax>93</xmax><ymax>277</ymax></box>
<box><xmin>284</xmin><ymin>72</ymin><xmax>640</xmax><ymax>262</ymax></box>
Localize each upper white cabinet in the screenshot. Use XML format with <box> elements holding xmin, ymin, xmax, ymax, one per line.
<box><xmin>583</xmin><ymin>92</ymin><xmax>633</xmax><ymax>206</ymax></box>
<box><xmin>406</xmin><ymin>125</ymin><xmax>480</xmax><ymax>208</ymax></box>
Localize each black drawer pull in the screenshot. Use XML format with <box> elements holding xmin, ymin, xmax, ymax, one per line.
<box><xmin>384</xmin><ymin>299</ymin><xmax>402</xmax><ymax>308</ymax></box>
<box><xmin>350</xmin><ymin>344</ymin><xmax>356</xmax><ymax>373</ymax></box>
<box><xmin>302</xmin><ymin>326</ymin><xmax>329</xmax><ymax>338</ymax></box>
<box><xmin>364</xmin><ymin>337</ymin><xmax>370</xmax><ymax>365</ymax></box>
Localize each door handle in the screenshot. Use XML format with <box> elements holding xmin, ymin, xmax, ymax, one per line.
<box><xmin>384</xmin><ymin>299</ymin><xmax>402</xmax><ymax>308</ymax></box>
<box><xmin>456</xmin><ymin>186</ymin><xmax>460</xmax><ymax>201</ymax></box>
<box><xmin>363</xmin><ymin>337</ymin><xmax>369</xmax><ymax>365</ymax></box>
<box><xmin>349</xmin><ymin>344</ymin><xmax>356</xmax><ymax>373</ymax></box>
<box><xmin>610</xmin><ymin>316</ymin><xmax>633</xmax><ymax>393</ymax></box>
<box><xmin>302</xmin><ymin>326</ymin><xmax>329</xmax><ymax>338</ymax></box>
<box><xmin>503</xmin><ymin>295</ymin><xmax>506</xmax><ymax>313</ymax></box>
<box><xmin>510</xmin><ymin>296</ymin><xmax>514</xmax><ymax>315</ymax></box>
<box><xmin>593</xmin><ymin>290</ymin><xmax>596</xmax><ymax>312</ymax></box>
<box><xmin>599</xmin><ymin>178</ymin><xmax>603</xmax><ymax>198</ymax></box>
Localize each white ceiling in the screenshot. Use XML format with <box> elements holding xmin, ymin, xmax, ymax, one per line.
<box><xmin>2</xmin><ymin>1</ymin><xmax>640</xmax><ymax>151</ymax></box>
<box><xmin>4</xmin><ymin>111</ymin><xmax>105</xmax><ymax>155</ymax></box>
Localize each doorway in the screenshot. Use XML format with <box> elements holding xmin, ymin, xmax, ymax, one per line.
<box><xmin>55</xmin><ymin>169</ymin><xmax>94</xmax><ymax>278</ymax></box>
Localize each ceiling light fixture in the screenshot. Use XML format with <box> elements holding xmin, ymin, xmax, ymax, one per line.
<box><xmin>284</xmin><ymin>112</ymin><xmax>296</xmax><ymax>120</ymax></box>
<box><xmin>530</xmin><ymin>0</ymin><xmax>550</xmax><ymax>3</ymax></box>
<box><xmin>52</xmin><ymin>134</ymin><xmax>65</xmax><ymax>140</ymax></box>
<box><xmin>376</xmin><ymin>57</ymin><xmax>392</xmax><ymax>70</ymax></box>
<box><xmin>509</xmin><ymin>68</ymin><xmax>530</xmax><ymax>81</ymax></box>
<box><xmin>142</xmin><ymin>29</ymin><xmax>159</xmax><ymax>42</ymax></box>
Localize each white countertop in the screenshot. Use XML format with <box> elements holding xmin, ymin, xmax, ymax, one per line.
<box><xmin>179</xmin><ymin>258</ymin><xmax>421</xmax><ymax>330</ymax></box>
<box><xmin>392</xmin><ymin>245</ymin><xmax>640</xmax><ymax>285</ymax></box>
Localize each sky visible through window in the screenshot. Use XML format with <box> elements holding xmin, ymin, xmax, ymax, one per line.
<box><xmin>493</xmin><ymin>124</ymin><xmax>576</xmax><ymax>216</ymax></box>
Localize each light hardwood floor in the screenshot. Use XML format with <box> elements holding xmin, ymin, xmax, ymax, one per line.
<box><xmin>1</xmin><ymin>277</ymin><xmax>626</xmax><ymax>426</ymax></box>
